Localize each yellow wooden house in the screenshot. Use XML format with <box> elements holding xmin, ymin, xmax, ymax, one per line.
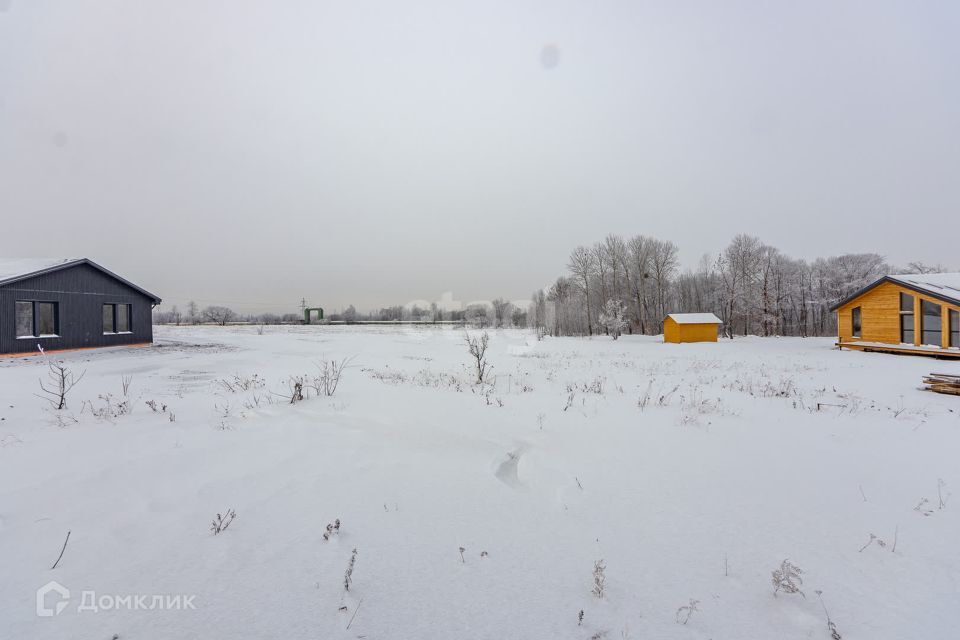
<box><xmin>663</xmin><ymin>313</ymin><xmax>722</xmax><ymax>343</ymax></box>
<box><xmin>830</xmin><ymin>273</ymin><xmax>960</xmax><ymax>358</ymax></box>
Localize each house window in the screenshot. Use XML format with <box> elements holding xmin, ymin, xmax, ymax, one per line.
<box><xmin>851</xmin><ymin>307</ymin><xmax>861</xmax><ymax>338</ymax></box>
<box><xmin>37</xmin><ymin>302</ymin><xmax>58</xmax><ymax>336</ymax></box>
<box><xmin>921</xmin><ymin>299</ymin><xmax>942</xmax><ymax>346</ymax></box>
<box><xmin>899</xmin><ymin>293</ymin><xmax>914</xmax><ymax>344</ymax></box>
<box><xmin>103</xmin><ymin>304</ymin><xmax>115</xmax><ymax>333</ymax></box>
<box><xmin>103</xmin><ymin>304</ymin><xmax>132</xmax><ymax>334</ymax></box>
<box><xmin>15</xmin><ymin>301</ymin><xmax>34</xmax><ymax>338</ymax></box>
<box><xmin>950</xmin><ymin>309</ymin><xmax>959</xmax><ymax>348</ymax></box>
<box><xmin>117</xmin><ymin>304</ymin><xmax>131</xmax><ymax>333</ymax></box>
<box><xmin>15</xmin><ymin>301</ymin><xmax>59</xmax><ymax>338</ymax></box>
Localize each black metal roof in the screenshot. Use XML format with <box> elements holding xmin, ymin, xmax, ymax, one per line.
<box><xmin>0</xmin><ymin>258</ymin><xmax>162</xmax><ymax>304</ymax></box>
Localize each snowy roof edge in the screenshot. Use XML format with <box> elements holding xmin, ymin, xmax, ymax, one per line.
<box><xmin>666</xmin><ymin>313</ymin><xmax>723</xmax><ymax>324</ymax></box>
<box><xmin>0</xmin><ymin>258</ymin><xmax>162</xmax><ymax>303</ymax></box>
<box><xmin>829</xmin><ymin>273</ymin><xmax>960</xmax><ymax>311</ymax></box>
<box><xmin>0</xmin><ymin>258</ymin><xmax>80</xmax><ymax>283</ymax></box>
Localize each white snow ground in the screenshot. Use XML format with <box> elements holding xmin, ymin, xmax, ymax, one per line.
<box><xmin>1</xmin><ymin>326</ymin><xmax>958</xmax><ymax>639</ymax></box>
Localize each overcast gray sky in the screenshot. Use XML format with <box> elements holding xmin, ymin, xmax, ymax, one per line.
<box><xmin>1</xmin><ymin>1</ymin><xmax>957</xmax><ymax>313</ymax></box>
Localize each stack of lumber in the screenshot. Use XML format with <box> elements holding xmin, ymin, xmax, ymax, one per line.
<box><xmin>923</xmin><ymin>373</ymin><xmax>960</xmax><ymax>396</ymax></box>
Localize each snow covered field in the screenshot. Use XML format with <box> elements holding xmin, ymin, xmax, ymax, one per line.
<box><xmin>2</xmin><ymin>325</ymin><xmax>959</xmax><ymax>639</ymax></box>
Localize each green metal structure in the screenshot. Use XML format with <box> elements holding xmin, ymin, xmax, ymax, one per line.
<box><xmin>303</xmin><ymin>307</ymin><xmax>324</xmax><ymax>324</ymax></box>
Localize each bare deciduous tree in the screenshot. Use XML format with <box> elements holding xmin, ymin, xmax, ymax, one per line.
<box><xmin>311</xmin><ymin>357</ymin><xmax>352</xmax><ymax>396</ymax></box>
<box><xmin>465</xmin><ymin>331</ymin><xmax>491</xmax><ymax>383</ymax></box>
<box><xmin>491</xmin><ymin>298</ymin><xmax>514</xmax><ymax>328</ymax></box>
<box><xmin>464</xmin><ymin>303</ymin><xmax>491</xmax><ymax>328</ymax></box>
<box><xmin>202</xmin><ymin>306</ymin><xmax>236</xmax><ymax>326</ymax></box>
<box><xmin>626</xmin><ymin>235</ymin><xmax>653</xmax><ymax>333</ymax></box>
<box><xmin>529</xmin><ymin>289</ymin><xmax>548</xmax><ymax>340</ymax></box>
<box><xmin>37</xmin><ymin>361</ymin><xmax>85</xmax><ymax>410</ymax></box>
<box><xmin>649</xmin><ymin>238</ymin><xmax>679</xmax><ymax>331</ymax></box>
<box><xmin>187</xmin><ymin>300</ymin><xmax>199</xmax><ymax>324</ymax></box>
<box><xmin>568</xmin><ymin>246</ymin><xmax>597</xmax><ymax>335</ymax></box>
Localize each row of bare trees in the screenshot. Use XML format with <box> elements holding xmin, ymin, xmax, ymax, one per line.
<box><xmin>534</xmin><ymin>232</ymin><xmax>943</xmax><ymax>338</ymax></box>
<box><xmin>566</xmin><ymin>235</ymin><xmax>680</xmax><ymax>336</ymax></box>
<box><xmin>153</xmin><ymin>303</ymin><xmax>239</xmax><ymax>326</ymax></box>
<box><xmin>153</xmin><ymin>301</ymin><xmax>528</xmax><ymax>328</ymax></box>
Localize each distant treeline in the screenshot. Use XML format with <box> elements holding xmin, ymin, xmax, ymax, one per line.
<box><xmin>152</xmin><ymin>302</ymin><xmax>523</xmax><ymax>327</ymax></box>
<box><xmin>153</xmin><ymin>233</ymin><xmax>949</xmax><ymax>337</ymax></box>
<box><xmin>531</xmin><ymin>233</ymin><xmax>949</xmax><ymax>338</ymax></box>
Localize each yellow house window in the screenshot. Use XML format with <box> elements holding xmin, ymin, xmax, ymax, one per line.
<box><xmin>950</xmin><ymin>309</ymin><xmax>959</xmax><ymax>348</ymax></box>
<box><xmin>851</xmin><ymin>307</ymin><xmax>861</xmax><ymax>338</ymax></box>
<box><xmin>921</xmin><ymin>300</ymin><xmax>942</xmax><ymax>347</ymax></box>
<box><xmin>899</xmin><ymin>293</ymin><xmax>914</xmax><ymax>344</ymax></box>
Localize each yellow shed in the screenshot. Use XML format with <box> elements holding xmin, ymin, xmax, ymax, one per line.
<box><xmin>830</xmin><ymin>273</ymin><xmax>960</xmax><ymax>358</ymax></box>
<box><xmin>663</xmin><ymin>313</ymin><xmax>722</xmax><ymax>343</ymax></box>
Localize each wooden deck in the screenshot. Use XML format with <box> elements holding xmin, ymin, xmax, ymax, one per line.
<box><xmin>837</xmin><ymin>341</ymin><xmax>960</xmax><ymax>359</ymax></box>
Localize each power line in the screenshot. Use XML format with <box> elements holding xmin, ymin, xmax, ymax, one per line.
<box><xmin>158</xmin><ymin>295</ymin><xmax>303</xmax><ymax>307</ymax></box>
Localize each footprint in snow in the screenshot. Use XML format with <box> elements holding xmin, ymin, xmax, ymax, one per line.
<box><xmin>494</xmin><ymin>449</ymin><xmax>525</xmax><ymax>489</ymax></box>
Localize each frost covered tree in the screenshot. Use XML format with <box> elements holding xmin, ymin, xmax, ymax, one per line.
<box><xmin>548</xmin><ymin>277</ymin><xmax>581</xmax><ymax>336</ymax></box>
<box><xmin>567</xmin><ymin>246</ymin><xmax>597</xmax><ymax>335</ymax></box>
<box><xmin>491</xmin><ymin>298</ymin><xmax>514</xmax><ymax>328</ymax></box>
<box><xmin>529</xmin><ymin>289</ymin><xmax>548</xmax><ymax>340</ymax></box>
<box><xmin>598</xmin><ymin>299</ymin><xmax>628</xmax><ymax>340</ymax></box>
<box><xmin>465</xmin><ymin>303</ymin><xmax>491</xmax><ymax>328</ymax></box>
<box><xmin>202</xmin><ymin>306</ymin><xmax>236</xmax><ymax>326</ymax></box>
<box><xmin>721</xmin><ymin>234</ymin><xmax>763</xmax><ymax>336</ymax></box>
<box><xmin>906</xmin><ymin>261</ymin><xmax>948</xmax><ymax>274</ymax></box>
<box><xmin>543</xmin><ymin>231</ymin><xmax>913</xmax><ymax>339</ymax></box>
<box><xmin>604</xmin><ymin>234</ymin><xmax>629</xmax><ymax>305</ymax></box>
<box><xmin>625</xmin><ymin>235</ymin><xmax>653</xmax><ymax>333</ymax></box>
<box><xmin>650</xmin><ymin>238</ymin><xmax>679</xmax><ymax>331</ymax></box>
<box><xmin>187</xmin><ymin>300</ymin><xmax>199</xmax><ymax>324</ymax></box>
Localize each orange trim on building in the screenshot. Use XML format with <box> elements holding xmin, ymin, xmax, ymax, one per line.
<box><xmin>0</xmin><ymin>342</ymin><xmax>153</xmax><ymax>359</ymax></box>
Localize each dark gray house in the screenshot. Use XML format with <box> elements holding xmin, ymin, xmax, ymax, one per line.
<box><xmin>0</xmin><ymin>258</ymin><xmax>161</xmax><ymax>355</ymax></box>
